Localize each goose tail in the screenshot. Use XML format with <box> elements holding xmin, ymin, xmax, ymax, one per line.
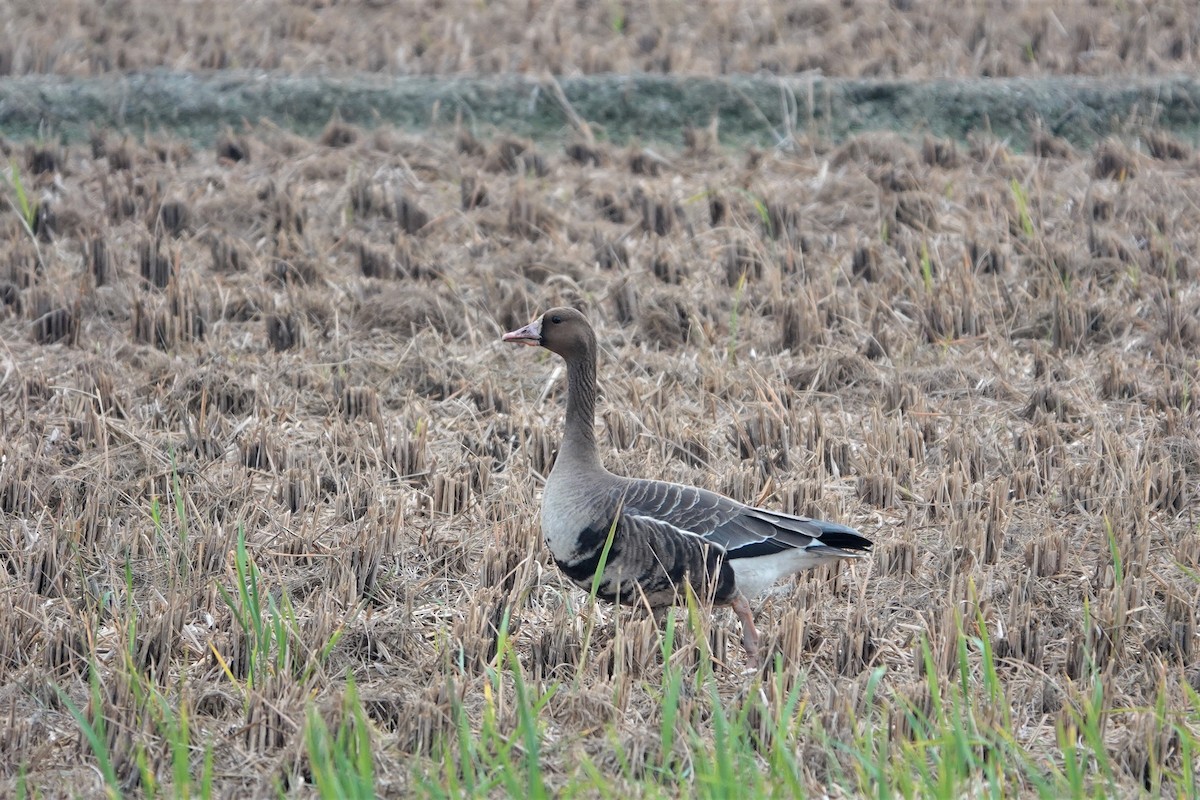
<box><xmin>811</xmin><ymin>523</ymin><xmax>873</xmax><ymax>555</ymax></box>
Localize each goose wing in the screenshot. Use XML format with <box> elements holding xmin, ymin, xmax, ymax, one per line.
<box><xmin>616</xmin><ymin>478</ymin><xmax>871</xmax><ymax>559</ymax></box>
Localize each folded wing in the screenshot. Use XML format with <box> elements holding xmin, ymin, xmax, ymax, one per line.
<box><xmin>617</xmin><ymin>478</ymin><xmax>872</xmax><ymax>560</ymax></box>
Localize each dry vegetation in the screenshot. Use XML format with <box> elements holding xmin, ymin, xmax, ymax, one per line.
<box><xmin>1</xmin><ymin>0</ymin><xmax>1200</xmax><ymax>78</ymax></box>
<box><xmin>1</xmin><ymin>1</ymin><xmax>1200</xmax><ymax>797</ymax></box>
<box><xmin>0</xmin><ymin>114</ymin><xmax>1198</xmax><ymax>796</ymax></box>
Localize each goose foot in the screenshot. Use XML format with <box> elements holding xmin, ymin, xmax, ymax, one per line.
<box><xmin>730</xmin><ymin>594</ymin><xmax>761</xmax><ymax>668</ymax></box>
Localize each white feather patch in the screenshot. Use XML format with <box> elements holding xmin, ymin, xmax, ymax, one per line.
<box><xmin>728</xmin><ymin>547</ymin><xmax>842</xmax><ymax>599</ymax></box>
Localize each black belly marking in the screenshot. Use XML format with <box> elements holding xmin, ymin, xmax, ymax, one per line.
<box><xmin>555</xmin><ymin>520</ymin><xmax>619</xmax><ymax>586</ymax></box>
<box><xmin>574</xmin><ymin>519</ymin><xmax>616</xmax><ymax>555</ymax></box>
<box><xmin>556</xmin><ymin>548</ymin><xmax>605</xmax><ymax>585</ymax></box>
<box><xmin>706</xmin><ymin>547</ymin><xmax>738</xmax><ymax>603</ymax></box>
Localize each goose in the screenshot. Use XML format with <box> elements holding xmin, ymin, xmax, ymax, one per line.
<box><xmin>503</xmin><ymin>307</ymin><xmax>872</xmax><ymax>665</ymax></box>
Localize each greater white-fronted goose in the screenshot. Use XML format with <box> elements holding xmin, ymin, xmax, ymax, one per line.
<box><xmin>503</xmin><ymin>307</ymin><xmax>872</xmax><ymax>665</ymax></box>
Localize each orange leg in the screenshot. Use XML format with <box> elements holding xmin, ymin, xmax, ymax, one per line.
<box><xmin>730</xmin><ymin>594</ymin><xmax>761</xmax><ymax>667</ymax></box>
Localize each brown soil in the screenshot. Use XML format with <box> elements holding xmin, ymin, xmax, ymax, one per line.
<box><xmin>0</xmin><ymin>117</ymin><xmax>1197</xmax><ymax>795</ymax></box>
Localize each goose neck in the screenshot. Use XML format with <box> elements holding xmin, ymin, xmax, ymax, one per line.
<box><xmin>561</xmin><ymin>350</ymin><xmax>600</xmax><ymax>466</ymax></box>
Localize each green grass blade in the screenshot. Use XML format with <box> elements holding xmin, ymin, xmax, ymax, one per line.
<box><xmin>56</xmin><ymin>669</ymin><xmax>121</xmax><ymax>799</ymax></box>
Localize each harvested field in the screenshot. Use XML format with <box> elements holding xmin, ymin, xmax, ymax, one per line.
<box><xmin>2</xmin><ymin>0</ymin><xmax>1200</xmax><ymax>78</ymax></box>
<box><xmin>2</xmin><ymin>2</ymin><xmax>1200</xmax><ymax>799</ymax></box>
<box><xmin>1</xmin><ymin>117</ymin><xmax>1198</xmax><ymax>797</ymax></box>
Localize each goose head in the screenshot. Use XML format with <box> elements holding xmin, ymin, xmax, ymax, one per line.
<box><xmin>502</xmin><ymin>307</ymin><xmax>594</xmax><ymax>360</ymax></box>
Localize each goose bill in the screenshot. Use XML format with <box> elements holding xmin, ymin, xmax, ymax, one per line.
<box><xmin>502</xmin><ymin>318</ymin><xmax>542</xmax><ymax>346</ymax></box>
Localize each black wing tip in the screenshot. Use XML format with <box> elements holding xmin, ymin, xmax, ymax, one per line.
<box><xmin>817</xmin><ymin>530</ymin><xmax>873</xmax><ymax>552</ymax></box>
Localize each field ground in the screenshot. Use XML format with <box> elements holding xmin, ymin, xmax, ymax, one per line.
<box><xmin>1</xmin><ymin>106</ymin><xmax>1198</xmax><ymax>798</ymax></box>
<box><xmin>2</xmin><ymin>1</ymin><xmax>1200</xmax><ymax>798</ymax></box>
<box><xmin>5</xmin><ymin>0</ymin><xmax>1200</xmax><ymax>146</ymax></box>
<box><xmin>3</xmin><ymin>0</ymin><xmax>1200</xmax><ymax>79</ymax></box>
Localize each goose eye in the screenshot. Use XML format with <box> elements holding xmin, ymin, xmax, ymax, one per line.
<box><xmin>551</xmin><ymin>315</ymin><xmax>562</xmax><ymax>324</ymax></box>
